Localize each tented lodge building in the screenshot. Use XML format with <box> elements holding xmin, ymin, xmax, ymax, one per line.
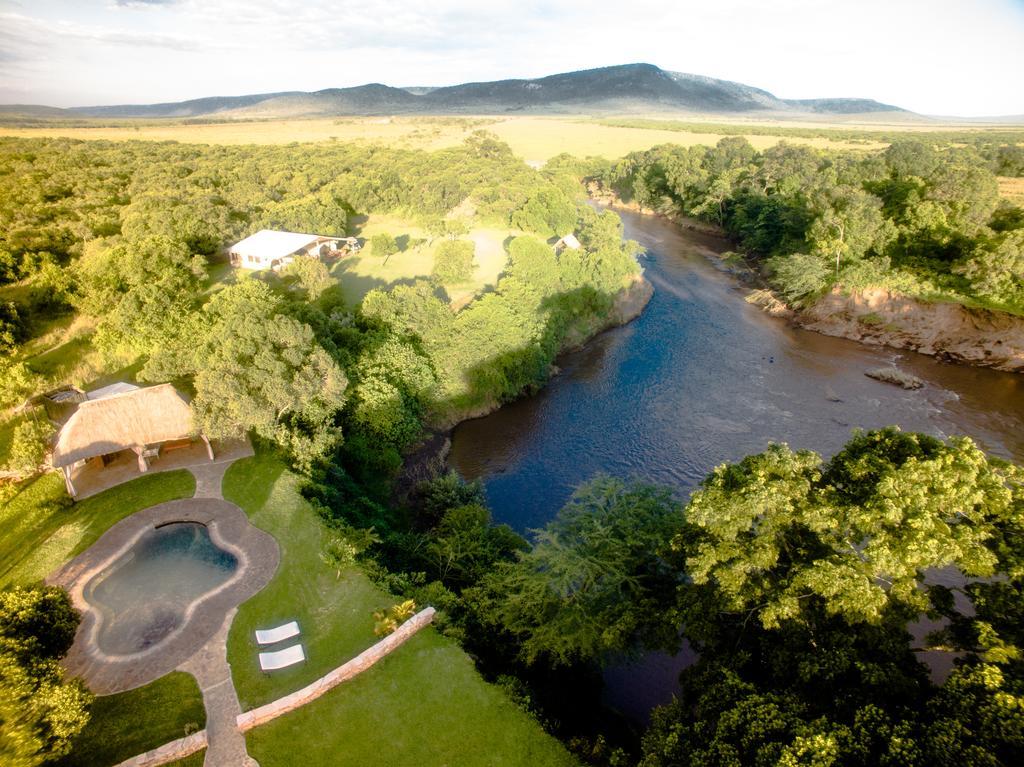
<box><xmin>228</xmin><ymin>230</ymin><xmax>357</xmax><ymax>270</ymax></box>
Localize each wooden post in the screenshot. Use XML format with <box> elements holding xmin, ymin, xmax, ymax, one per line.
<box><xmin>62</xmin><ymin>466</ymin><xmax>77</xmax><ymax>499</ymax></box>
<box><xmin>201</xmin><ymin>435</ymin><xmax>215</xmax><ymax>461</ymax></box>
<box><xmin>134</xmin><ymin>446</ymin><xmax>148</xmax><ymax>472</ymax></box>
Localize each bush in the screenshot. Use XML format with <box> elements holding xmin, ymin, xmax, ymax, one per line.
<box><xmin>431</xmin><ymin>239</ymin><xmax>475</xmax><ymax>284</ymax></box>
<box><xmin>7</xmin><ymin>413</ymin><xmax>55</xmax><ymax>477</ymax></box>
<box><xmin>766</xmin><ymin>252</ymin><xmax>832</xmax><ymax>305</ymax></box>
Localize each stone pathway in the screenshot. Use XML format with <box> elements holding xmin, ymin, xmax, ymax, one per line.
<box><xmin>180</xmin><ymin>608</ymin><xmax>257</xmax><ymax>767</ymax></box>
<box><xmin>191</xmin><ymin>460</ymin><xmax>232</xmax><ymax>499</ymax></box>
<box><xmin>182</xmin><ymin>464</ymin><xmax>259</xmax><ymax>767</ymax></box>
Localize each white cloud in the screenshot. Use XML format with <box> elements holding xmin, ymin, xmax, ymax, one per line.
<box><xmin>0</xmin><ymin>0</ymin><xmax>1022</xmax><ymax>115</ymax></box>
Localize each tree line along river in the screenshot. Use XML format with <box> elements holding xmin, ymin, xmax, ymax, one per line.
<box><xmin>449</xmin><ymin>206</ymin><xmax>1024</xmax><ymax>720</ymax></box>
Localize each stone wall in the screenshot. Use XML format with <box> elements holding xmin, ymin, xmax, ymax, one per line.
<box><xmin>113</xmin><ymin>731</ymin><xmax>207</xmax><ymax>767</ymax></box>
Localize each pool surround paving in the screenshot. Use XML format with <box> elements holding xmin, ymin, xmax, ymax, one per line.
<box><xmin>49</xmin><ymin>497</ymin><xmax>279</xmax><ymax>695</ymax></box>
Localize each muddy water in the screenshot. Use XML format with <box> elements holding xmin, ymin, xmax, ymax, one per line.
<box><xmin>449</xmin><ymin>208</ymin><xmax>1024</xmax><ymax>720</ymax></box>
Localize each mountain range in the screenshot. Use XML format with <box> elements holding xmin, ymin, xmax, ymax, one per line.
<box><xmin>0</xmin><ymin>63</ymin><xmax>907</xmax><ymax>120</ymax></box>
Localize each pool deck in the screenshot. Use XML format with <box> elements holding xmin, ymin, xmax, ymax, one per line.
<box><xmin>67</xmin><ymin>438</ymin><xmax>253</xmax><ymax>500</ymax></box>
<box><xmin>49</xmin><ymin>494</ymin><xmax>279</xmax><ymax>696</ymax></box>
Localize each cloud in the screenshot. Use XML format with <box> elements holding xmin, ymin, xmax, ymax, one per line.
<box><xmin>113</xmin><ymin>0</ymin><xmax>179</xmax><ymax>6</ymax></box>
<box><xmin>0</xmin><ymin>11</ymin><xmax>204</xmax><ymax>56</ymax></box>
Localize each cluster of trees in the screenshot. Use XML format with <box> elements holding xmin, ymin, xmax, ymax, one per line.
<box><xmin>0</xmin><ymin>586</ymin><xmax>91</xmax><ymax>767</ymax></box>
<box><xmin>362</xmin><ymin>428</ymin><xmax>1023</xmax><ymax>766</ymax></box>
<box><xmin>601</xmin><ymin>137</ymin><xmax>1024</xmax><ymax>311</ymax></box>
<box><xmin>0</xmin><ymin>133</ymin><xmax>640</xmax><ymax>476</ymax></box>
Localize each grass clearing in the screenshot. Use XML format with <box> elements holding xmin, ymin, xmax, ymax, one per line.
<box><xmin>245</xmin><ymin>628</ymin><xmax>577</xmax><ymax>767</ymax></box>
<box><xmin>0</xmin><ymin>469</ymin><xmax>195</xmax><ymax>586</ymax></box>
<box><xmin>223</xmin><ymin>453</ymin><xmax>395</xmax><ymax>709</ymax></box>
<box><xmin>998</xmin><ymin>176</ymin><xmax>1024</xmax><ymax>204</ymax></box>
<box><xmin>56</xmin><ymin>672</ymin><xmax>205</xmax><ymax>767</ymax></box>
<box><xmin>332</xmin><ymin>214</ymin><xmax>510</xmax><ymax>305</ymax></box>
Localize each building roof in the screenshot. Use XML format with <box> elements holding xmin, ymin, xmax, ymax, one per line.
<box><xmin>228</xmin><ymin>230</ymin><xmax>324</xmax><ymax>260</ymax></box>
<box><xmin>87</xmin><ymin>382</ymin><xmax>140</xmax><ymax>401</ymax></box>
<box><xmin>53</xmin><ymin>384</ymin><xmax>197</xmax><ymax>468</ymax></box>
<box><xmin>558</xmin><ymin>233</ymin><xmax>581</xmax><ymax>250</ymax></box>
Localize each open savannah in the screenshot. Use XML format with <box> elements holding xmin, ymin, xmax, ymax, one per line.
<box><xmin>2</xmin><ymin>2</ymin><xmax>1024</xmax><ymax>767</ymax></box>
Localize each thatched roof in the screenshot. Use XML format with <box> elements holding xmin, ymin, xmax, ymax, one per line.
<box><xmin>53</xmin><ymin>384</ymin><xmax>197</xmax><ymax>468</ymax></box>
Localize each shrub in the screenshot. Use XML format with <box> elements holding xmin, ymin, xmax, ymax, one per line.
<box><xmin>7</xmin><ymin>413</ymin><xmax>55</xmax><ymax>477</ymax></box>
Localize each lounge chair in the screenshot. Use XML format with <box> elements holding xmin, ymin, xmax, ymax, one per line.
<box><xmin>259</xmin><ymin>643</ymin><xmax>305</xmax><ymax>671</ymax></box>
<box><xmin>255</xmin><ymin>620</ymin><xmax>300</xmax><ymax>646</ymax></box>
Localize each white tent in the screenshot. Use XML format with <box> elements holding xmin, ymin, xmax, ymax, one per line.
<box><xmin>229</xmin><ymin>230</ymin><xmax>338</xmax><ymax>270</ymax></box>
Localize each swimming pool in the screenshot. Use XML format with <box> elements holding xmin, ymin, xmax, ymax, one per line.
<box><xmin>84</xmin><ymin>522</ymin><xmax>239</xmax><ymax>656</ymax></box>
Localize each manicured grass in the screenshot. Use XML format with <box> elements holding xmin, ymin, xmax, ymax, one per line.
<box><xmin>246</xmin><ymin>628</ymin><xmax>577</xmax><ymax>767</ymax></box>
<box><xmin>224</xmin><ymin>453</ymin><xmax>395</xmax><ymax>709</ymax></box>
<box><xmin>225</xmin><ymin>452</ymin><xmax>575</xmax><ymax>767</ymax></box>
<box><xmin>56</xmin><ymin>672</ymin><xmax>205</xmax><ymax>767</ymax></box>
<box><xmin>0</xmin><ymin>469</ymin><xmax>195</xmax><ymax>586</ymax></box>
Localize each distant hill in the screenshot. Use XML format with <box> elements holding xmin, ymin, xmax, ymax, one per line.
<box><xmin>4</xmin><ymin>64</ymin><xmax>908</xmax><ymax>119</ymax></box>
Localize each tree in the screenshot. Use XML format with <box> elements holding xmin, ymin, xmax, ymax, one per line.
<box><xmin>474</xmin><ymin>477</ymin><xmax>684</xmax><ymax>666</ymax></box>
<box><xmin>766</xmin><ymin>252</ymin><xmax>832</xmax><ymax>305</ymax></box>
<box><xmin>676</xmin><ymin>428</ymin><xmax>1016</xmax><ymax>631</ymax></box>
<box><xmin>6</xmin><ymin>413</ymin><xmax>54</xmax><ymax>477</ymax></box>
<box><xmin>281</xmin><ymin>256</ymin><xmax>333</xmax><ymax>300</ymax></box>
<box><xmin>76</xmin><ymin>235</ymin><xmax>208</xmax><ymax>359</ymax></box>
<box><xmin>370</xmin><ymin>233</ymin><xmax>399</xmax><ymax>262</ymax></box>
<box><xmin>805</xmin><ymin>187</ymin><xmax>895</xmax><ymax>279</ymax></box>
<box><xmin>431</xmin><ymin>239</ymin><xmax>475</xmax><ymax>284</ymax></box>
<box><xmin>0</xmin><ymin>586</ymin><xmax>91</xmax><ymax>767</ymax></box>
<box><xmin>955</xmin><ymin>230</ymin><xmax>1024</xmax><ymax>306</ymax></box>
<box><xmin>0</xmin><ymin>301</ymin><xmax>26</xmax><ymax>356</ymax></box>
<box><xmin>425</xmin><ymin>504</ymin><xmax>527</xmax><ymax>590</ymax></box>
<box><xmin>192</xmin><ymin>280</ymin><xmax>348</xmax><ymax>472</ymax></box>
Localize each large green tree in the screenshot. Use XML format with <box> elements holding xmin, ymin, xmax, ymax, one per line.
<box><xmin>191</xmin><ymin>280</ymin><xmax>348</xmax><ymax>471</ymax></box>
<box><xmin>473</xmin><ymin>477</ymin><xmax>684</xmax><ymax>666</ymax></box>
<box><xmin>0</xmin><ymin>586</ymin><xmax>91</xmax><ymax>767</ymax></box>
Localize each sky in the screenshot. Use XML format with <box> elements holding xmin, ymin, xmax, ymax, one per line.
<box><xmin>0</xmin><ymin>0</ymin><xmax>1022</xmax><ymax>116</ymax></box>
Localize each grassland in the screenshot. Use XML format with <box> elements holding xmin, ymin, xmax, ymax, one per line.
<box><xmin>999</xmin><ymin>176</ymin><xmax>1024</xmax><ymax>204</ymax></box>
<box><xmin>0</xmin><ymin>469</ymin><xmax>195</xmax><ymax>586</ymax></box>
<box><xmin>56</xmin><ymin>672</ymin><xmax>206</xmax><ymax>767</ymax></box>
<box><xmin>0</xmin><ymin>113</ymin><xmax>986</xmax><ymax>162</ymax></box>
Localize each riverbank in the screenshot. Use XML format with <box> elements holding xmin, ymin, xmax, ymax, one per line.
<box><xmin>396</xmin><ymin>272</ymin><xmax>654</xmax><ymax>498</ymax></box>
<box><xmin>595</xmin><ymin>194</ymin><xmax>1024</xmax><ymax>374</ymax></box>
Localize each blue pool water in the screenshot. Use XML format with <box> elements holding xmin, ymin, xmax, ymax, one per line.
<box><xmin>85</xmin><ymin>522</ymin><xmax>237</xmax><ymax>655</ymax></box>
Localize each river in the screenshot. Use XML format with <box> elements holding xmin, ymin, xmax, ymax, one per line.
<box><xmin>449</xmin><ymin>208</ymin><xmax>1024</xmax><ymax>721</ymax></box>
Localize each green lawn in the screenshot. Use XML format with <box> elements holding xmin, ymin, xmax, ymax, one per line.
<box><xmin>0</xmin><ymin>469</ymin><xmax>195</xmax><ymax>586</ymax></box>
<box><xmin>246</xmin><ymin>629</ymin><xmax>577</xmax><ymax>767</ymax></box>
<box><xmin>56</xmin><ymin>672</ymin><xmax>205</xmax><ymax>767</ymax></box>
<box><xmin>223</xmin><ymin>453</ymin><xmax>394</xmax><ymax>708</ymax></box>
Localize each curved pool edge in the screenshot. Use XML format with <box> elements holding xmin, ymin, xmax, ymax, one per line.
<box><xmin>47</xmin><ymin>497</ymin><xmax>280</xmax><ymax>695</ymax></box>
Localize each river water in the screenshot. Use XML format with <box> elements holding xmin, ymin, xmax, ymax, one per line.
<box><xmin>449</xmin><ymin>208</ymin><xmax>1024</xmax><ymax>721</ymax></box>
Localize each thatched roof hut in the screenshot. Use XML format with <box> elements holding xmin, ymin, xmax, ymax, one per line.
<box><xmin>53</xmin><ymin>385</ymin><xmax>211</xmax><ymax>497</ymax></box>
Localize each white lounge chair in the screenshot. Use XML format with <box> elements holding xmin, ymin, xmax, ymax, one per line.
<box><xmin>255</xmin><ymin>620</ymin><xmax>300</xmax><ymax>646</ymax></box>
<box><xmin>259</xmin><ymin>643</ymin><xmax>305</xmax><ymax>671</ymax></box>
